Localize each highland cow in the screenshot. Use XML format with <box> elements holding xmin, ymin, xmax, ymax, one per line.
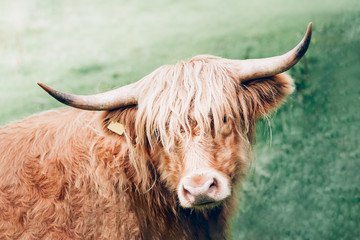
<box><xmin>0</xmin><ymin>24</ymin><xmax>312</xmax><ymax>239</ymax></box>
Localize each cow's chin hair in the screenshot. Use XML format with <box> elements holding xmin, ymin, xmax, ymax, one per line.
<box><xmin>179</xmin><ymin>198</ymin><xmax>227</xmax><ymax>212</ymax></box>
<box><xmin>193</xmin><ymin>201</ymin><xmax>225</xmax><ymax>211</ymax></box>
<box><xmin>178</xmin><ymin>195</ymin><xmax>228</xmax><ymax>210</ymax></box>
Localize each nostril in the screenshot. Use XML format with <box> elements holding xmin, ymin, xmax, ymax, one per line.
<box><xmin>182</xmin><ymin>185</ymin><xmax>195</xmax><ymax>203</ymax></box>
<box><xmin>183</xmin><ymin>186</ymin><xmax>190</xmax><ymax>197</ymax></box>
<box><xmin>208</xmin><ymin>178</ymin><xmax>218</xmax><ymax>194</ymax></box>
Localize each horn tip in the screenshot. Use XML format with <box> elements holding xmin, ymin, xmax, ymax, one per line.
<box><xmin>37</xmin><ymin>82</ymin><xmax>75</xmax><ymax>106</ymax></box>
<box><xmin>293</xmin><ymin>22</ymin><xmax>313</xmax><ymax>61</ymax></box>
<box><xmin>307</xmin><ymin>22</ymin><xmax>313</xmax><ymax>36</ymax></box>
<box><xmin>37</xmin><ymin>82</ymin><xmax>52</xmax><ymax>93</ymax></box>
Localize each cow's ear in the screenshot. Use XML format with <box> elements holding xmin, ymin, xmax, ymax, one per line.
<box><xmin>238</xmin><ymin>73</ymin><xmax>294</xmax><ymax>122</ymax></box>
<box><xmin>101</xmin><ymin>107</ymin><xmax>138</xmax><ymax>142</ymax></box>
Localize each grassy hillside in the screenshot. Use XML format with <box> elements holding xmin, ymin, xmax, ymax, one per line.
<box><xmin>0</xmin><ymin>0</ymin><xmax>359</xmax><ymax>239</ymax></box>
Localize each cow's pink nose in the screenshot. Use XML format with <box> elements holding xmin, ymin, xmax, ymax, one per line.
<box><xmin>182</xmin><ymin>175</ymin><xmax>219</xmax><ymax>206</ymax></box>
<box><xmin>178</xmin><ymin>171</ymin><xmax>231</xmax><ymax>208</ymax></box>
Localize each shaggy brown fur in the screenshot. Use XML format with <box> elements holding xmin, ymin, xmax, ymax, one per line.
<box><xmin>0</xmin><ymin>55</ymin><xmax>294</xmax><ymax>239</ymax></box>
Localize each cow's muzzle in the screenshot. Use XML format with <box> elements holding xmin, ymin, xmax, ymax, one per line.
<box><xmin>177</xmin><ymin>171</ymin><xmax>231</xmax><ymax>208</ymax></box>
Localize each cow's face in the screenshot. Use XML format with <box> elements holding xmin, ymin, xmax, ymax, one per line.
<box><xmin>151</xmin><ymin>116</ymin><xmax>247</xmax><ymax>209</ymax></box>
<box><xmin>133</xmin><ymin>58</ymin><xmax>295</xmax><ymax>210</ymax></box>
<box><xmin>131</xmin><ymin>59</ymin><xmax>249</xmax><ymax>209</ymax></box>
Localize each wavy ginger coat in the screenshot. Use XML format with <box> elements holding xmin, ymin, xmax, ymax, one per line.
<box><xmin>0</xmin><ymin>55</ymin><xmax>294</xmax><ymax>239</ymax></box>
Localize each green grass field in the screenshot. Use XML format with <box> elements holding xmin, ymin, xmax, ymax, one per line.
<box><xmin>0</xmin><ymin>0</ymin><xmax>359</xmax><ymax>239</ymax></box>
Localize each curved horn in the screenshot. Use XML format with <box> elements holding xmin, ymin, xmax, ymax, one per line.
<box><xmin>234</xmin><ymin>23</ymin><xmax>312</xmax><ymax>81</ymax></box>
<box><xmin>38</xmin><ymin>81</ymin><xmax>139</xmax><ymax>110</ymax></box>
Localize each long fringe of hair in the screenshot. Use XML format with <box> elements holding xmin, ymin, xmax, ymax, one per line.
<box><xmin>124</xmin><ymin>55</ymin><xmax>251</xmax><ymax>190</ymax></box>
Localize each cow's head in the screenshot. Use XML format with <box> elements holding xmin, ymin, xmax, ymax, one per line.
<box><xmin>38</xmin><ymin>24</ymin><xmax>312</xmax><ymax>209</ymax></box>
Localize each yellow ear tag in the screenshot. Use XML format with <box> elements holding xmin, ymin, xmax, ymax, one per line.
<box><xmin>107</xmin><ymin>121</ymin><xmax>125</xmax><ymax>135</ymax></box>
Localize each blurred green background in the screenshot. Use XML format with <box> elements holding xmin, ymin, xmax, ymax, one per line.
<box><xmin>0</xmin><ymin>0</ymin><xmax>359</xmax><ymax>239</ymax></box>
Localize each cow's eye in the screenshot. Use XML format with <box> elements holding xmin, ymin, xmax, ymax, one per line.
<box><xmin>223</xmin><ymin>116</ymin><xmax>227</xmax><ymax>123</ymax></box>
<box><xmin>220</xmin><ymin>117</ymin><xmax>232</xmax><ymax>136</ymax></box>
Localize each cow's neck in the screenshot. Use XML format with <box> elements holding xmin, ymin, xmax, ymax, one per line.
<box><xmin>126</xmin><ymin>180</ymin><xmax>230</xmax><ymax>239</ymax></box>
